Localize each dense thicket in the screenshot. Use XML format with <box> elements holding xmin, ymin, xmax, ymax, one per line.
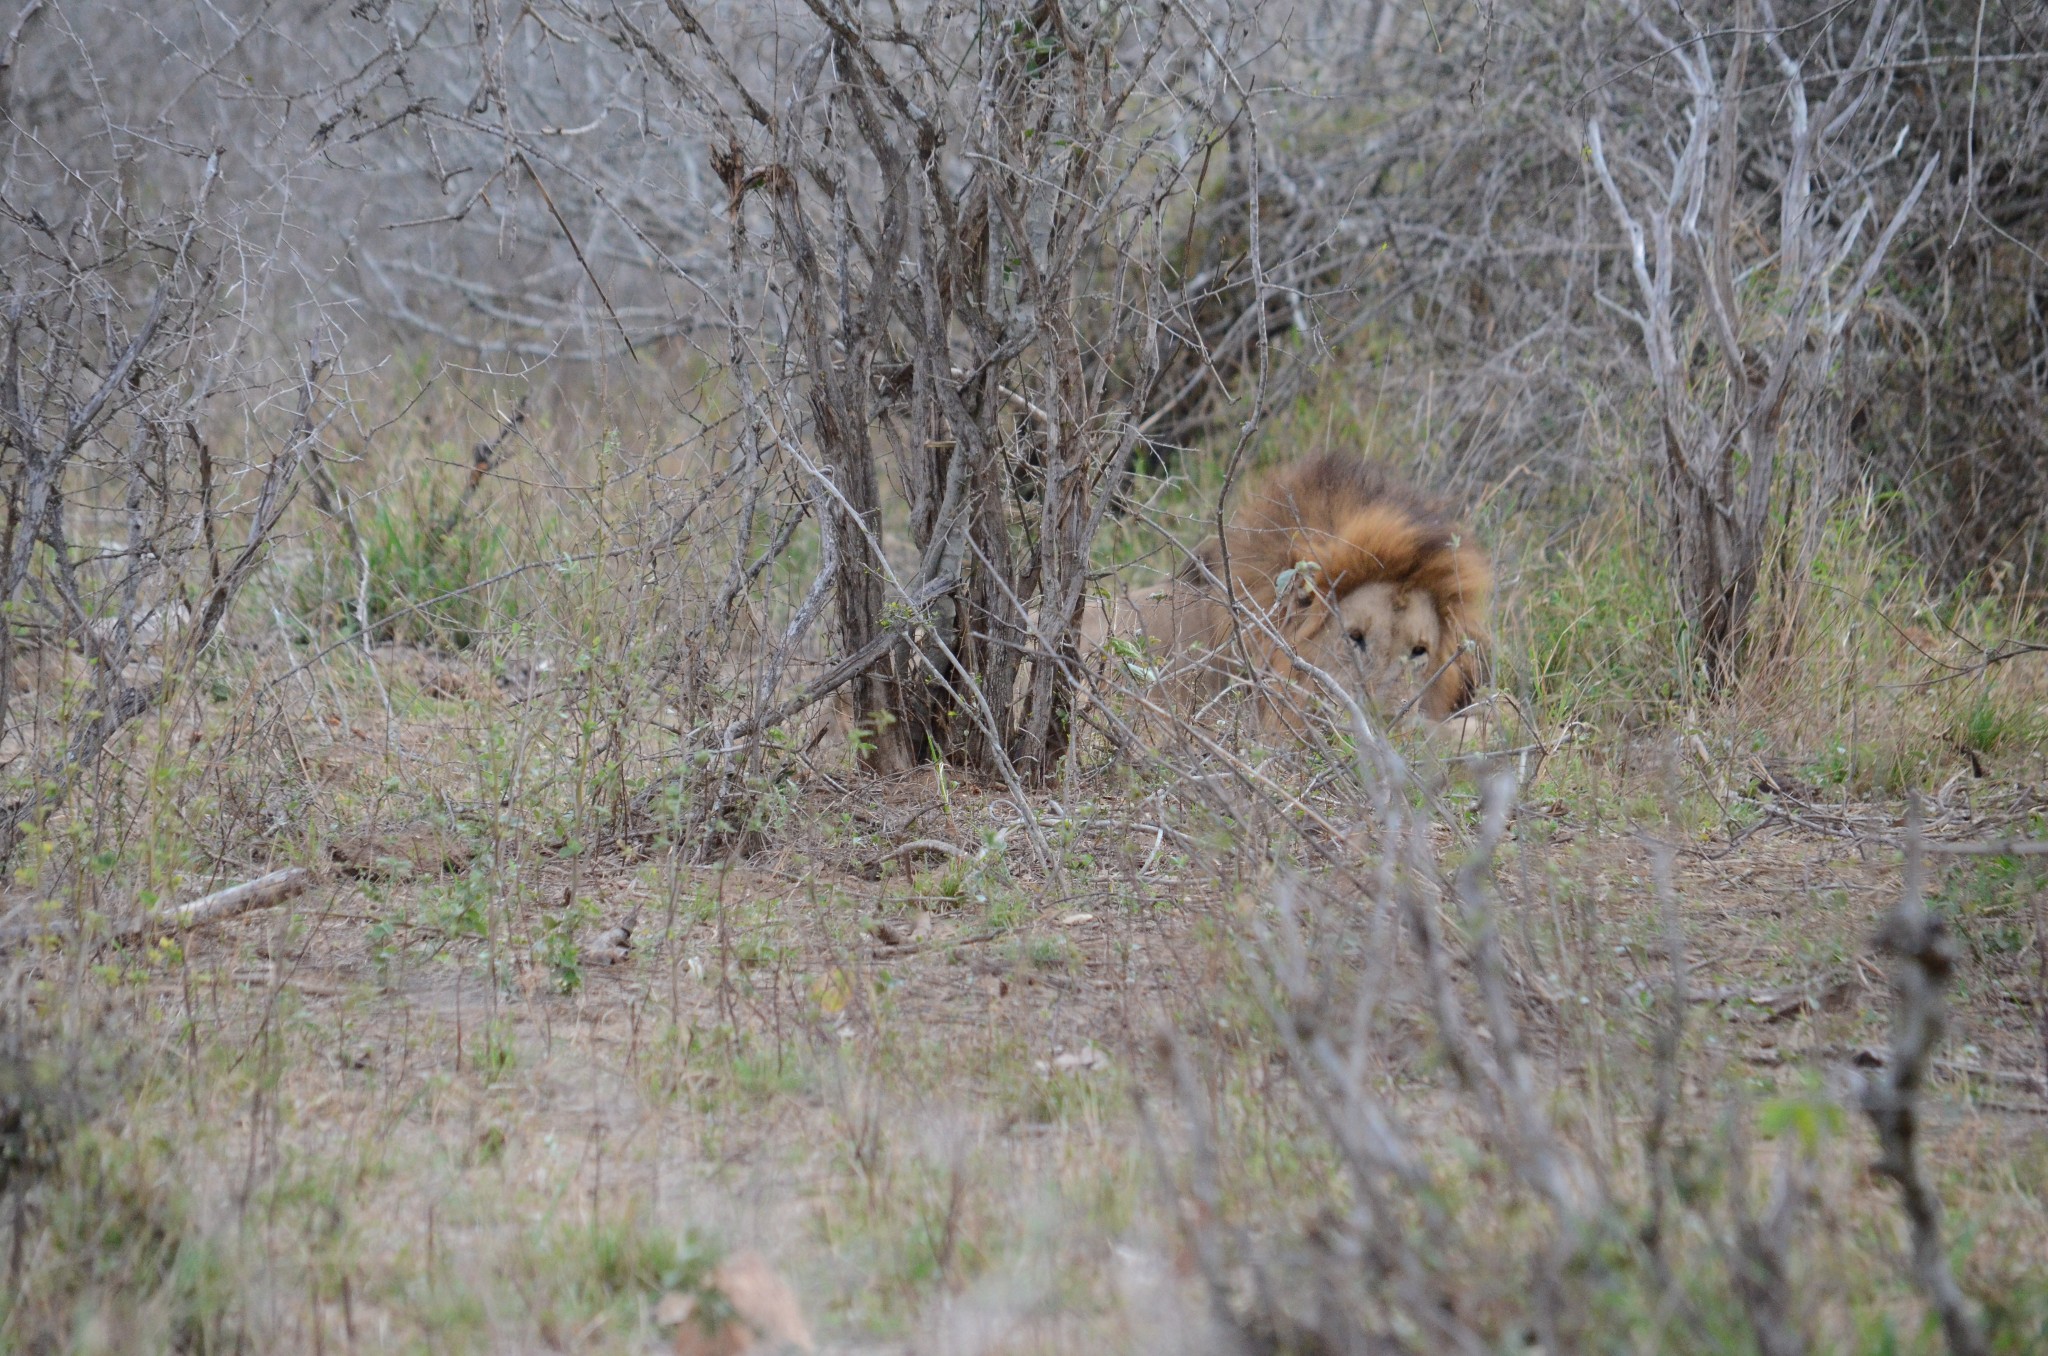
<box><xmin>4</xmin><ymin>1</ymin><xmax>2043</xmax><ymax>796</ymax></box>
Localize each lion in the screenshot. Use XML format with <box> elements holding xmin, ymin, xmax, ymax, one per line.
<box><xmin>1104</xmin><ymin>451</ymin><xmax>1491</xmax><ymax>740</ymax></box>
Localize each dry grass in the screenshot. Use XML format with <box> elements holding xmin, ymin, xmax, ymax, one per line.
<box><xmin>6</xmin><ymin>1</ymin><xmax>2048</xmax><ymax>1349</ymax></box>
<box><xmin>1</xmin><ymin>371</ymin><xmax>2046</xmax><ymax>1355</ymax></box>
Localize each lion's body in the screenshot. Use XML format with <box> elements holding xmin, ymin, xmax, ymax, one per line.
<box><xmin>1109</xmin><ymin>452</ymin><xmax>1490</xmax><ymax>733</ymax></box>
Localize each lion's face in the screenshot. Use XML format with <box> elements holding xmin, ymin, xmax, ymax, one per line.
<box><xmin>1294</xmin><ymin>582</ymin><xmax>1457</xmax><ymax>722</ymax></box>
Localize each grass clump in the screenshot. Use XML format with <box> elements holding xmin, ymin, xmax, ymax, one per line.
<box><xmin>537</xmin><ymin>1217</ymin><xmax>723</xmax><ymax>1316</ymax></box>
<box><xmin>5</xmin><ymin>1126</ymin><xmax>240</xmax><ymax>1352</ymax></box>
<box><xmin>294</xmin><ymin>465</ymin><xmax>514</xmax><ymax>652</ymax></box>
<box><xmin>1502</xmin><ymin>510</ymin><xmax>1690</xmax><ymax>728</ymax></box>
<box><xmin>1947</xmin><ymin>690</ymin><xmax>2048</xmax><ymax>760</ymax></box>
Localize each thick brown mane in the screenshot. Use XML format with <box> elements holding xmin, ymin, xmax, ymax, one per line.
<box><xmin>1187</xmin><ymin>451</ymin><xmax>1492</xmax><ymax>714</ymax></box>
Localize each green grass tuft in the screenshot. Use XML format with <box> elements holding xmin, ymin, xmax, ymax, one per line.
<box><xmin>293</xmin><ymin>465</ymin><xmax>515</xmax><ymax>651</ymax></box>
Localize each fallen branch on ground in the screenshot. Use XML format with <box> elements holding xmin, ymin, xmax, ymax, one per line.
<box><xmin>867</xmin><ymin>928</ymin><xmax>1001</xmax><ymax>960</ymax></box>
<box><xmin>0</xmin><ymin>867</ymin><xmax>314</xmax><ymax>946</ymax></box>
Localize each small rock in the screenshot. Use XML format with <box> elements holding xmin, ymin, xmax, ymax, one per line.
<box><xmin>588</xmin><ymin>907</ymin><xmax>641</xmax><ymax>965</ymax></box>
<box><xmin>870</xmin><ymin>912</ymin><xmax>930</xmax><ymax>947</ymax></box>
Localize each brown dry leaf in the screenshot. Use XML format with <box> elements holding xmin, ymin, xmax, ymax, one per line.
<box><xmin>671</xmin><ymin>1251</ymin><xmax>813</xmax><ymax>1356</ymax></box>
<box><xmin>1057</xmin><ymin>911</ymin><xmax>1095</xmax><ymax>926</ymax></box>
<box><xmin>671</xmin><ymin>1319</ymin><xmax>743</xmax><ymax>1356</ymax></box>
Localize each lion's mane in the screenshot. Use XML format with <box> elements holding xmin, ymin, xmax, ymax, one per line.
<box><xmin>1185</xmin><ymin>452</ymin><xmax>1492</xmax><ymax>718</ymax></box>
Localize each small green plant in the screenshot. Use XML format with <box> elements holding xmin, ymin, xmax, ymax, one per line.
<box><xmin>527</xmin><ymin>1217</ymin><xmax>727</xmax><ymax>1332</ymax></box>
<box><xmin>424</xmin><ymin>859</ymin><xmax>494</xmax><ymax>938</ymax></box>
<box><xmin>848</xmin><ymin>709</ymin><xmax>897</xmax><ymax>762</ymax></box>
<box><xmin>579</xmin><ymin>1220</ymin><xmax>716</xmax><ymax>1299</ymax></box>
<box><xmin>1757</xmin><ymin>1084</ymin><xmax>1847</xmax><ymax>1154</ymax></box>
<box><xmin>1948</xmin><ymin>691</ymin><xmax>2047</xmax><ymax>758</ymax></box>
<box><xmin>478</xmin><ymin>1020</ymin><xmax>518</xmax><ymax>1081</ymax></box>
<box><xmin>11</xmin><ymin>1126</ymin><xmax>237</xmax><ymax>1350</ymax></box>
<box><xmin>471</xmin><ymin>1125</ymin><xmax>507</xmax><ymax>1166</ymax></box>
<box><xmin>538</xmin><ymin>895</ymin><xmax>599</xmax><ymax>994</ymax></box>
<box><xmin>732</xmin><ymin>933</ymin><xmax>795</xmax><ymax>969</ymax></box>
<box><xmin>366</xmin><ymin>916</ymin><xmax>401</xmax><ymax>985</ymax></box>
<box><xmin>982</xmin><ymin>884</ymin><xmax>1031</xmax><ymax>930</ymax></box>
<box><xmin>1931</xmin><ymin>848</ymin><xmax>2040</xmax><ymax>960</ymax></box>
<box><xmin>1021</xmin><ymin>935</ymin><xmax>1075</xmax><ymax>971</ymax></box>
<box><xmin>293</xmin><ymin>467</ymin><xmax>513</xmax><ymax>650</ymax></box>
<box><xmin>1102</xmin><ymin>634</ymin><xmax>1159</xmax><ymax>684</ymax></box>
<box><xmin>1803</xmin><ymin>740</ymin><xmax>1941</xmax><ymax>797</ymax></box>
<box><xmin>725</xmin><ymin>1046</ymin><xmax>812</xmax><ymax>1103</ymax></box>
<box><xmin>1504</xmin><ymin>510</ymin><xmax>1690</xmax><ymax>727</ymax></box>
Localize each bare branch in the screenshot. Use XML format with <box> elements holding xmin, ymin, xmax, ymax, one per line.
<box><xmin>1861</xmin><ymin>796</ymin><xmax>1989</xmax><ymax>1356</ymax></box>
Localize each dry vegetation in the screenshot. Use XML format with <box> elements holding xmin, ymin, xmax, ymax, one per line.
<box><xmin>3</xmin><ymin>1</ymin><xmax>2048</xmax><ymax>1353</ymax></box>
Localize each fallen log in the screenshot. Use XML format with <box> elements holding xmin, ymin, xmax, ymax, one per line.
<box><xmin>0</xmin><ymin>866</ymin><xmax>314</xmax><ymax>946</ymax></box>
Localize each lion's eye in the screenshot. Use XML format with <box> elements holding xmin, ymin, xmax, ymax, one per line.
<box><xmin>1409</xmin><ymin>644</ymin><xmax>1430</xmax><ymax>658</ymax></box>
<box><xmin>1348</xmin><ymin>632</ymin><xmax>1368</xmax><ymax>650</ymax></box>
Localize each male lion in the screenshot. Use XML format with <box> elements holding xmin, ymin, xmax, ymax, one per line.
<box><xmin>1110</xmin><ymin>451</ymin><xmax>1491</xmax><ymax>739</ymax></box>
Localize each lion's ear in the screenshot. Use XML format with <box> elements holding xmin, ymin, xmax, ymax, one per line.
<box><xmin>1273</xmin><ymin>560</ymin><xmax>1322</xmax><ymax>613</ymax></box>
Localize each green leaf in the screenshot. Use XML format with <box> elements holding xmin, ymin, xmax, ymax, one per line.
<box><xmin>1758</xmin><ymin>1094</ymin><xmax>1844</xmax><ymax>1153</ymax></box>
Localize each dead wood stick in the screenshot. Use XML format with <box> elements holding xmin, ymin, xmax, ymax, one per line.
<box><xmin>1862</xmin><ymin>798</ymin><xmax>1989</xmax><ymax>1356</ymax></box>
<box><xmin>1922</xmin><ymin>836</ymin><xmax>2048</xmax><ymax>856</ymax></box>
<box><xmin>156</xmin><ymin>868</ymin><xmax>313</xmax><ymax>931</ymax></box>
<box><xmin>1930</xmin><ymin>1057</ymin><xmax>2048</xmax><ymax>1094</ymax></box>
<box><xmin>868</xmin><ymin>928</ymin><xmax>1002</xmax><ymax>960</ymax></box>
<box><xmin>0</xmin><ymin>866</ymin><xmax>314</xmax><ymax>946</ymax></box>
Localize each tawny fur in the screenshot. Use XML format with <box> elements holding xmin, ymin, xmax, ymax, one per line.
<box><xmin>1126</xmin><ymin>452</ymin><xmax>1491</xmax><ymax>726</ymax></box>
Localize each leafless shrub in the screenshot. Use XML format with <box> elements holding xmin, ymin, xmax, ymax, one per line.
<box><xmin>1127</xmin><ymin>3</ymin><xmax>2044</xmax><ymax>612</ymax></box>
<box><xmin>0</xmin><ymin>8</ymin><xmax>332</xmax><ymax>867</ymax></box>
<box><xmin>316</xmin><ymin>0</ymin><xmax>1324</xmax><ymax>798</ymax></box>
<box><xmin>1586</xmin><ymin>0</ymin><xmax>1935</xmax><ymax>686</ymax></box>
<box><xmin>1137</xmin><ymin>736</ymin><xmax>1999</xmax><ymax>1352</ymax></box>
<box><xmin>1864</xmin><ymin>6</ymin><xmax>2048</xmax><ymax>593</ymax></box>
<box><xmin>209</xmin><ymin>0</ymin><xmax>2042</xmax><ymax>763</ymax></box>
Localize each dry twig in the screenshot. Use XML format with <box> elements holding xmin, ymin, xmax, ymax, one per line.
<box><xmin>1860</xmin><ymin>796</ymin><xmax>1989</xmax><ymax>1356</ymax></box>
